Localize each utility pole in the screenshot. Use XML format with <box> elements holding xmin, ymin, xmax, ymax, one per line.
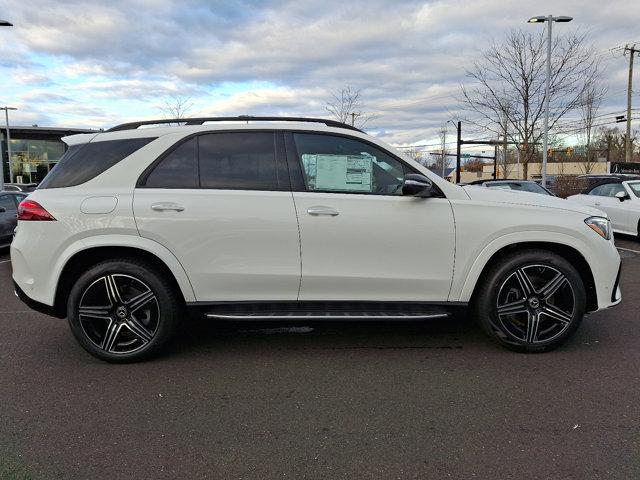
<box><xmin>440</xmin><ymin>125</ymin><xmax>447</xmax><ymax>178</ymax></box>
<box><xmin>1</xmin><ymin>106</ymin><xmax>17</xmax><ymax>188</ymax></box>
<box><xmin>624</xmin><ymin>45</ymin><xmax>639</xmax><ymax>162</ymax></box>
<box><xmin>456</xmin><ymin>121</ymin><xmax>461</xmax><ymax>183</ymax></box>
<box><xmin>350</xmin><ymin>112</ymin><xmax>360</xmax><ymax>127</ymax></box>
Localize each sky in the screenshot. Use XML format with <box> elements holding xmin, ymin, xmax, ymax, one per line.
<box><xmin>1</xmin><ymin>0</ymin><xmax>639</xmax><ymax>153</ymax></box>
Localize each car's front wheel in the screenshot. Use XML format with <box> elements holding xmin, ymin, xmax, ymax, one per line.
<box><xmin>67</xmin><ymin>258</ymin><xmax>181</xmax><ymax>362</ymax></box>
<box><xmin>473</xmin><ymin>250</ymin><xmax>586</xmax><ymax>352</ymax></box>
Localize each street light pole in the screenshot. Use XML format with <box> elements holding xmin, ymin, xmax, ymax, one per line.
<box><xmin>0</xmin><ymin>21</ymin><xmax>13</xmax><ymax>190</ymax></box>
<box><xmin>1</xmin><ymin>107</ymin><xmax>17</xmax><ymax>188</ymax></box>
<box><xmin>528</xmin><ymin>14</ymin><xmax>572</xmax><ymax>187</ymax></box>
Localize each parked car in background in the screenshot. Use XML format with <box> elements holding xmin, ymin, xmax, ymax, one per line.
<box><xmin>11</xmin><ymin>116</ymin><xmax>621</xmax><ymax>362</ymax></box>
<box><xmin>576</xmin><ymin>174</ymin><xmax>640</xmax><ymax>188</ymax></box>
<box><xmin>567</xmin><ymin>179</ymin><xmax>640</xmax><ymax>238</ymax></box>
<box><xmin>0</xmin><ymin>191</ymin><xmax>29</xmax><ymax>247</ymax></box>
<box><xmin>469</xmin><ymin>179</ymin><xmax>555</xmax><ymax>196</ymax></box>
<box><xmin>534</xmin><ymin>175</ymin><xmax>558</xmax><ymax>192</ymax></box>
<box><xmin>3</xmin><ymin>183</ymin><xmax>38</xmax><ymax>193</ymax></box>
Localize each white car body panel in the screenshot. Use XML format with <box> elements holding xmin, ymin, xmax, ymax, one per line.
<box><xmin>10</xmin><ymin>122</ymin><xmax>622</xmax><ymax>317</ymax></box>
<box><xmin>567</xmin><ymin>181</ymin><xmax>640</xmax><ymax>237</ymax></box>
<box><xmin>292</xmin><ymin>192</ymin><xmax>455</xmax><ymax>301</ymax></box>
<box><xmin>133</xmin><ymin>189</ymin><xmax>301</xmax><ymax>301</ymax></box>
<box><xmin>448</xmin><ymin>186</ymin><xmax>618</xmax><ymax>306</ymax></box>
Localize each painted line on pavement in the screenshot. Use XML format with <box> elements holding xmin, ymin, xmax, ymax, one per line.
<box><xmin>617</xmin><ymin>246</ymin><xmax>640</xmax><ymax>254</ymax></box>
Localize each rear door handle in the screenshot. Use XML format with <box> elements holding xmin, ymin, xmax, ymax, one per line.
<box><xmin>151</xmin><ymin>202</ymin><xmax>185</xmax><ymax>212</ymax></box>
<box><xmin>307</xmin><ymin>206</ymin><xmax>339</xmax><ymax>216</ymax></box>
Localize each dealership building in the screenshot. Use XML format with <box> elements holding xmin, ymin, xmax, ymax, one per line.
<box><xmin>1</xmin><ymin>126</ymin><xmax>95</xmax><ymax>185</ymax></box>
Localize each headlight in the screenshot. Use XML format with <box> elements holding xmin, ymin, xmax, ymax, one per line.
<box><xmin>585</xmin><ymin>216</ymin><xmax>611</xmax><ymax>240</ymax></box>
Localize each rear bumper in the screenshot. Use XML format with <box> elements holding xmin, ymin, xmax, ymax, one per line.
<box><xmin>14</xmin><ymin>281</ymin><xmax>63</xmax><ymax>318</ymax></box>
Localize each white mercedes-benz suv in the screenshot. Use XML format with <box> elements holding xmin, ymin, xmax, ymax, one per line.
<box><xmin>11</xmin><ymin>116</ymin><xmax>622</xmax><ymax>362</ymax></box>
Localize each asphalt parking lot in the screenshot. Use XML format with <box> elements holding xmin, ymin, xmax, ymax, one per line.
<box><xmin>1</xmin><ymin>239</ymin><xmax>640</xmax><ymax>480</ymax></box>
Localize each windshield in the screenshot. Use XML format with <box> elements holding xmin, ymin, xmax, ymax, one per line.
<box><xmin>485</xmin><ymin>182</ymin><xmax>550</xmax><ymax>195</ymax></box>
<box><xmin>627</xmin><ymin>182</ymin><xmax>640</xmax><ymax>198</ymax></box>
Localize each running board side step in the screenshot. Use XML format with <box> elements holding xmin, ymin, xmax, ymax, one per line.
<box><xmin>205</xmin><ymin>312</ymin><xmax>450</xmax><ymax>320</ymax></box>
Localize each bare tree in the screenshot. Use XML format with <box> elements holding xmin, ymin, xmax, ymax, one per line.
<box><xmin>579</xmin><ymin>83</ymin><xmax>606</xmax><ymax>173</ymax></box>
<box><xmin>324</xmin><ymin>86</ymin><xmax>377</xmax><ymax>128</ymax></box>
<box><xmin>160</xmin><ymin>95</ymin><xmax>194</xmax><ymax>119</ymax></box>
<box><xmin>461</xmin><ymin>29</ymin><xmax>601</xmax><ymax>178</ymax></box>
<box><xmin>402</xmin><ymin>147</ymin><xmax>426</xmax><ymax>166</ymax></box>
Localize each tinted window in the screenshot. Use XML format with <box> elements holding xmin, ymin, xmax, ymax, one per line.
<box><xmin>486</xmin><ymin>182</ymin><xmax>549</xmax><ymax>195</ymax></box>
<box><xmin>293</xmin><ymin>133</ymin><xmax>407</xmax><ymax>195</ymax></box>
<box><xmin>0</xmin><ymin>195</ymin><xmax>15</xmax><ymax>213</ymax></box>
<box><xmin>144</xmin><ymin>137</ymin><xmax>198</xmax><ymax>188</ymax></box>
<box><xmin>39</xmin><ymin>138</ymin><xmax>155</xmax><ymax>189</ymax></box>
<box><xmin>589</xmin><ymin>183</ymin><xmax>624</xmax><ymax>197</ymax></box>
<box><xmin>198</xmin><ymin>132</ymin><xmax>278</xmax><ymax>190</ymax></box>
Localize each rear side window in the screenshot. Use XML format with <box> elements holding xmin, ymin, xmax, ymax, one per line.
<box><xmin>0</xmin><ymin>194</ymin><xmax>16</xmax><ymax>213</ymax></box>
<box><xmin>39</xmin><ymin>137</ymin><xmax>155</xmax><ymax>189</ymax></box>
<box><xmin>144</xmin><ymin>137</ymin><xmax>198</xmax><ymax>189</ymax></box>
<box><xmin>198</xmin><ymin>132</ymin><xmax>278</xmax><ymax>190</ymax></box>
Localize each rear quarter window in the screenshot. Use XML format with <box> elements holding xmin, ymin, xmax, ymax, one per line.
<box><xmin>39</xmin><ymin>137</ymin><xmax>156</xmax><ymax>189</ymax></box>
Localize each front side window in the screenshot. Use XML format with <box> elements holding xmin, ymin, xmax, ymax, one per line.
<box><xmin>144</xmin><ymin>137</ymin><xmax>198</xmax><ymax>189</ymax></box>
<box><xmin>198</xmin><ymin>132</ymin><xmax>278</xmax><ymax>190</ymax></box>
<box><xmin>293</xmin><ymin>133</ymin><xmax>408</xmax><ymax>195</ymax></box>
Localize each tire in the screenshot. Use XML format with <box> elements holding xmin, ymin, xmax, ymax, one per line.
<box><xmin>67</xmin><ymin>258</ymin><xmax>181</xmax><ymax>362</ymax></box>
<box><xmin>472</xmin><ymin>249</ymin><xmax>586</xmax><ymax>352</ymax></box>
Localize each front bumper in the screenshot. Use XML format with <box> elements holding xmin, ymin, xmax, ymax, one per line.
<box><xmin>14</xmin><ymin>281</ymin><xmax>63</xmax><ymax>318</ymax></box>
<box><xmin>611</xmin><ymin>261</ymin><xmax>622</xmax><ymax>305</ymax></box>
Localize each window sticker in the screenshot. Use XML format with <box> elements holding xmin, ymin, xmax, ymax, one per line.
<box><xmin>302</xmin><ymin>154</ymin><xmax>373</xmax><ymax>192</ymax></box>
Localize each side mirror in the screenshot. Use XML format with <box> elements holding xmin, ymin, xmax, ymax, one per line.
<box><xmin>615</xmin><ymin>191</ymin><xmax>630</xmax><ymax>202</ymax></box>
<box><xmin>402</xmin><ymin>174</ymin><xmax>434</xmax><ymax>197</ymax></box>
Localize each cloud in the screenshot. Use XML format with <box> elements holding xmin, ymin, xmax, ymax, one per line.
<box><xmin>0</xmin><ymin>0</ymin><xmax>638</xmax><ymax>146</ymax></box>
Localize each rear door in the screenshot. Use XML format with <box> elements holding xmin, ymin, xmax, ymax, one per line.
<box><xmin>133</xmin><ymin>131</ymin><xmax>301</xmax><ymax>302</ymax></box>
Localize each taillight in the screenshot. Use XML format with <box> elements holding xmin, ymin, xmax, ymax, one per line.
<box><xmin>17</xmin><ymin>200</ymin><xmax>56</xmax><ymax>221</ymax></box>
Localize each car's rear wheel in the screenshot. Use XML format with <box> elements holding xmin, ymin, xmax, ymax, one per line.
<box><xmin>67</xmin><ymin>259</ymin><xmax>180</xmax><ymax>362</ymax></box>
<box><xmin>473</xmin><ymin>250</ymin><xmax>586</xmax><ymax>352</ymax></box>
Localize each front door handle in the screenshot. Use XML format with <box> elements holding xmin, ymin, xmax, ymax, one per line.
<box><xmin>151</xmin><ymin>202</ymin><xmax>185</xmax><ymax>212</ymax></box>
<box><xmin>307</xmin><ymin>206</ymin><xmax>339</xmax><ymax>216</ymax></box>
<box><xmin>594</xmin><ymin>202</ymin><xmax>601</xmax><ymax>206</ymax></box>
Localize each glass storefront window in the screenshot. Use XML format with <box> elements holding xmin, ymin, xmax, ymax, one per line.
<box><xmin>6</xmin><ymin>138</ymin><xmax>66</xmax><ymax>184</ymax></box>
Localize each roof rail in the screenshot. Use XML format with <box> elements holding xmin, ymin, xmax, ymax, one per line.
<box><xmin>106</xmin><ymin>116</ymin><xmax>364</xmax><ymax>133</ymax></box>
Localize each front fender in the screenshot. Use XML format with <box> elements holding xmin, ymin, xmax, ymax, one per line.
<box><xmin>452</xmin><ymin>230</ymin><xmax>594</xmax><ymax>303</ymax></box>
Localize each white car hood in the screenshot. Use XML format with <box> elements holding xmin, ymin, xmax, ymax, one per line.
<box><xmin>462</xmin><ymin>185</ymin><xmax>605</xmax><ymax>218</ymax></box>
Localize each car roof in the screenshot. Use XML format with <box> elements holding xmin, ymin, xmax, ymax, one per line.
<box><xmin>62</xmin><ymin>120</ymin><xmax>371</xmax><ymax>146</ymax></box>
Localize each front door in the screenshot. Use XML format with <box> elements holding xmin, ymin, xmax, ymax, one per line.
<box><xmin>133</xmin><ymin>131</ymin><xmax>301</xmax><ymax>302</ymax></box>
<box><xmin>287</xmin><ymin>132</ymin><xmax>455</xmax><ymax>302</ymax></box>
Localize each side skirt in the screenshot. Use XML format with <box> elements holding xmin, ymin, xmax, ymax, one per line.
<box><xmin>186</xmin><ymin>301</ymin><xmax>468</xmax><ymax>321</ymax></box>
